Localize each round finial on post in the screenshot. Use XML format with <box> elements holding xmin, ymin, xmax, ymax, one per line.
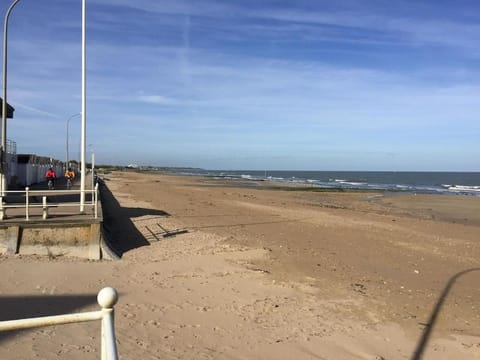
<box><xmin>97</xmin><ymin>287</ymin><xmax>118</xmax><ymax>309</ymax></box>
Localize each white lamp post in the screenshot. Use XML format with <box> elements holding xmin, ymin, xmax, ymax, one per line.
<box><xmin>2</xmin><ymin>0</ymin><xmax>87</xmax><ymax>210</ymax></box>
<box><xmin>66</xmin><ymin>113</ymin><xmax>80</xmax><ymax>170</ymax></box>
<box><xmin>1</xmin><ymin>0</ymin><xmax>22</xmax><ymax>196</ymax></box>
<box><xmin>80</xmin><ymin>0</ymin><xmax>86</xmax><ymax>213</ymax></box>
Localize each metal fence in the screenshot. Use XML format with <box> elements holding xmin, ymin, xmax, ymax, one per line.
<box><xmin>0</xmin><ymin>183</ymin><xmax>99</xmax><ymax>220</ymax></box>
<box><xmin>0</xmin><ymin>287</ymin><xmax>119</xmax><ymax>360</ymax></box>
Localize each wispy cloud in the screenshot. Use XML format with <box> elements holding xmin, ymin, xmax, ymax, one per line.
<box><xmin>13</xmin><ymin>103</ymin><xmax>61</xmax><ymax>118</ymax></box>
<box><xmin>87</xmin><ymin>0</ymin><xmax>480</xmax><ymax>54</ymax></box>
<box><xmin>137</xmin><ymin>95</ymin><xmax>178</xmax><ymax>105</ymax></box>
<box><xmin>2</xmin><ymin>0</ymin><xmax>479</xmax><ymax>169</ymax></box>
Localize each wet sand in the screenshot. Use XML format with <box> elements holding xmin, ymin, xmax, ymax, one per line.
<box><xmin>0</xmin><ymin>170</ymin><xmax>479</xmax><ymax>359</ymax></box>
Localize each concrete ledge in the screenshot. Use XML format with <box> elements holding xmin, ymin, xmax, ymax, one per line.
<box><xmin>0</xmin><ymin>178</ymin><xmax>121</xmax><ymax>261</ymax></box>
<box><xmin>0</xmin><ymin>221</ymin><xmax>103</xmax><ymax>260</ymax></box>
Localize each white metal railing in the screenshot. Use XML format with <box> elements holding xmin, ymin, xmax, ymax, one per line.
<box><xmin>0</xmin><ymin>287</ymin><xmax>119</xmax><ymax>360</ymax></box>
<box><xmin>0</xmin><ymin>183</ymin><xmax>98</xmax><ymax>220</ymax></box>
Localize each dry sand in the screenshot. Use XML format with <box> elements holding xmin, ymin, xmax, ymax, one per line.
<box><xmin>0</xmin><ymin>170</ymin><xmax>479</xmax><ymax>359</ymax></box>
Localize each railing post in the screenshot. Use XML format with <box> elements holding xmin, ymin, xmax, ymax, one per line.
<box><xmin>25</xmin><ymin>186</ymin><xmax>29</xmax><ymax>221</ymax></box>
<box><xmin>0</xmin><ymin>286</ymin><xmax>120</xmax><ymax>359</ymax></box>
<box><xmin>94</xmin><ymin>182</ymin><xmax>98</xmax><ymax>218</ymax></box>
<box><xmin>98</xmin><ymin>287</ymin><xmax>119</xmax><ymax>360</ymax></box>
<box><xmin>42</xmin><ymin>196</ymin><xmax>48</xmax><ymax>220</ymax></box>
<box><xmin>0</xmin><ymin>196</ymin><xmax>4</xmax><ymax>220</ymax></box>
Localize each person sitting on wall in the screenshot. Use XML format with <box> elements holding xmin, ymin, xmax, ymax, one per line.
<box><xmin>45</xmin><ymin>167</ymin><xmax>57</xmax><ymax>189</ymax></box>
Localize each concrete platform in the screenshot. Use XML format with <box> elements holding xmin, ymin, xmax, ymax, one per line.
<box><xmin>0</xmin><ymin>174</ymin><xmax>113</xmax><ymax>260</ymax></box>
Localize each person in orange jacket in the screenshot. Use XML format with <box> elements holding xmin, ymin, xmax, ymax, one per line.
<box><xmin>65</xmin><ymin>167</ymin><xmax>75</xmax><ymax>189</ymax></box>
<box><xmin>65</xmin><ymin>167</ymin><xmax>75</xmax><ymax>181</ymax></box>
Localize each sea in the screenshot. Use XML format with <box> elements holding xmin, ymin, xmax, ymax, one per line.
<box><xmin>172</xmin><ymin>169</ymin><xmax>480</xmax><ymax>196</ymax></box>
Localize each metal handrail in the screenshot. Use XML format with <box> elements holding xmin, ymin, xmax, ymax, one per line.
<box><xmin>0</xmin><ymin>183</ymin><xmax>99</xmax><ymax>220</ymax></box>
<box><xmin>0</xmin><ymin>287</ymin><xmax>119</xmax><ymax>360</ymax></box>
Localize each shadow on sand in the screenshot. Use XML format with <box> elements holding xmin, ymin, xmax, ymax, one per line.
<box><xmin>98</xmin><ymin>179</ymin><xmax>170</xmax><ymax>257</ymax></box>
<box><xmin>411</xmin><ymin>267</ymin><xmax>480</xmax><ymax>360</ymax></box>
<box><xmin>0</xmin><ymin>293</ymin><xmax>98</xmax><ymax>343</ymax></box>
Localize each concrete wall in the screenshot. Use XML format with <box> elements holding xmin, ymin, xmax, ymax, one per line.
<box><xmin>6</xmin><ymin>152</ymin><xmax>17</xmax><ymax>186</ymax></box>
<box><xmin>0</xmin><ymin>221</ymin><xmax>102</xmax><ymax>260</ymax></box>
<box><xmin>0</xmin><ymin>176</ymin><xmax>112</xmax><ymax>261</ymax></box>
<box><xmin>16</xmin><ymin>163</ymin><xmax>64</xmax><ymax>187</ymax></box>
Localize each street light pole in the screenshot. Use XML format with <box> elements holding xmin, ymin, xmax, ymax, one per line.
<box><xmin>2</xmin><ymin>0</ymin><xmax>22</xmax><ymax>196</ymax></box>
<box><xmin>66</xmin><ymin>113</ymin><xmax>80</xmax><ymax>170</ymax></box>
<box><xmin>80</xmin><ymin>0</ymin><xmax>86</xmax><ymax>213</ymax></box>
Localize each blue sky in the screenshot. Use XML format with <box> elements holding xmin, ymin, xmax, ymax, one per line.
<box><xmin>1</xmin><ymin>0</ymin><xmax>479</xmax><ymax>171</ymax></box>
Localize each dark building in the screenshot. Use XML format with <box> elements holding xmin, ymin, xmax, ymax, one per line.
<box><xmin>0</xmin><ymin>98</ymin><xmax>14</xmax><ymax>118</ymax></box>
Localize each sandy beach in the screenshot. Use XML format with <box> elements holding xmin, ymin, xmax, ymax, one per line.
<box><xmin>0</xmin><ymin>170</ymin><xmax>479</xmax><ymax>359</ymax></box>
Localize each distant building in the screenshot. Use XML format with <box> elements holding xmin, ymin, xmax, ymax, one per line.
<box><xmin>0</xmin><ymin>97</ymin><xmax>14</xmax><ymax>119</ymax></box>
<box><xmin>0</xmin><ymin>100</ymin><xmax>64</xmax><ymax>189</ymax></box>
<box><xmin>0</xmin><ymin>98</ymin><xmax>15</xmax><ymax>187</ymax></box>
<box><xmin>16</xmin><ymin>154</ymin><xmax>63</xmax><ymax>187</ymax></box>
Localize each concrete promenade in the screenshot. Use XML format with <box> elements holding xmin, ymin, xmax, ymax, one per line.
<box><xmin>0</xmin><ymin>173</ymin><xmax>107</xmax><ymax>260</ymax></box>
<box><xmin>1</xmin><ymin>173</ymin><xmax>100</xmax><ymax>223</ymax></box>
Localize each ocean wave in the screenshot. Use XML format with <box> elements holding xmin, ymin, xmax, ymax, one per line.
<box><xmin>176</xmin><ymin>170</ymin><xmax>480</xmax><ymax>196</ymax></box>
<box><xmin>448</xmin><ymin>185</ymin><xmax>480</xmax><ymax>192</ymax></box>
<box><xmin>341</xmin><ymin>181</ymin><xmax>367</xmax><ymax>186</ymax></box>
